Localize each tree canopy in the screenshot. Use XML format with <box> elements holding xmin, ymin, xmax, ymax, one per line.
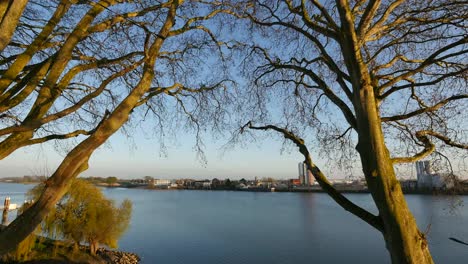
<box><xmin>106</xmin><ymin>176</ymin><xmax>118</xmax><ymax>186</ymax></box>
<box><xmin>28</xmin><ymin>178</ymin><xmax>132</xmax><ymax>255</ymax></box>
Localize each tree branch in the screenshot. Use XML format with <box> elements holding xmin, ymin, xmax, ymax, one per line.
<box><xmin>382</xmin><ymin>94</ymin><xmax>468</xmax><ymax>122</ymax></box>
<box><xmin>241</xmin><ymin>121</ymin><xmax>383</xmax><ymax>232</ymax></box>
<box><xmin>266</xmin><ymin>61</ymin><xmax>357</xmax><ymax>128</ymax></box>
<box><xmin>26</xmin><ymin>129</ymin><xmax>94</xmax><ymax>146</ymax></box>
<box><xmin>357</xmin><ymin>0</ymin><xmax>381</xmax><ymax>38</ymax></box>
<box><xmin>392</xmin><ymin>130</ymin><xmax>468</xmax><ymax>164</ymax></box>
<box><xmin>379</xmin><ymin>36</ymin><xmax>468</xmax><ymax>93</ymax></box>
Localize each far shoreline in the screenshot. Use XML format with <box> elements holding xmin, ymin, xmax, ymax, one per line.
<box><xmin>1</xmin><ymin>181</ymin><xmax>467</xmax><ymax>196</ymax></box>
<box><xmin>102</xmin><ymin>184</ymin><xmax>468</xmax><ymax>196</ymax></box>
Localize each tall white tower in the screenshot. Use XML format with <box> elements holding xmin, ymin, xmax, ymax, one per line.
<box><xmin>298</xmin><ymin>162</ymin><xmax>305</xmax><ymax>185</ymax></box>
<box><xmin>298</xmin><ymin>162</ymin><xmax>314</xmax><ymax>186</ymax></box>
<box><xmin>416</xmin><ymin>161</ymin><xmax>432</xmax><ymax>189</ymax></box>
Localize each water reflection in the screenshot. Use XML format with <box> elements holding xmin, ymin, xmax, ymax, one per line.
<box><xmin>1</xmin><ymin>184</ymin><xmax>467</xmax><ymax>264</ymax></box>
<box><xmin>298</xmin><ymin>193</ymin><xmax>316</xmax><ymax>235</ymax></box>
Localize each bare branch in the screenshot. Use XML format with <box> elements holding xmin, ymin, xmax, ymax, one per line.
<box><xmin>382</xmin><ymin>94</ymin><xmax>468</xmax><ymax>122</ymax></box>
<box><xmin>241</xmin><ymin>121</ymin><xmax>383</xmax><ymax>232</ymax></box>
<box><xmin>392</xmin><ymin>130</ymin><xmax>468</xmax><ymax>164</ymax></box>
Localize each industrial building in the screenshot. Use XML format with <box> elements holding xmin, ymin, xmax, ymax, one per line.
<box><xmin>298</xmin><ymin>162</ymin><xmax>315</xmax><ymax>186</ymax></box>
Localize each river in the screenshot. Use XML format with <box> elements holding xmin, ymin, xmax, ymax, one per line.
<box><xmin>1</xmin><ymin>183</ymin><xmax>468</xmax><ymax>263</ymax></box>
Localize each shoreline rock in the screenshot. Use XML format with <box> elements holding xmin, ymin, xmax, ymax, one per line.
<box><xmin>97</xmin><ymin>248</ymin><xmax>141</xmax><ymax>264</ymax></box>
<box><xmin>2</xmin><ymin>245</ymin><xmax>141</xmax><ymax>264</ymax></box>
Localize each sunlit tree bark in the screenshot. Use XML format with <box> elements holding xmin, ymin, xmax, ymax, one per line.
<box><xmin>0</xmin><ymin>0</ymin><xmax>28</xmax><ymax>51</ymax></box>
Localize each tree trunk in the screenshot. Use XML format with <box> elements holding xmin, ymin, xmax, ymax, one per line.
<box><xmin>0</xmin><ymin>131</ymin><xmax>34</xmax><ymax>159</ymax></box>
<box><xmin>354</xmin><ymin>85</ymin><xmax>434</xmax><ymax>264</ymax></box>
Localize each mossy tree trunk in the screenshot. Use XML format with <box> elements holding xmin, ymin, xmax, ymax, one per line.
<box><xmin>354</xmin><ymin>85</ymin><xmax>433</xmax><ymax>264</ymax></box>
<box><xmin>335</xmin><ymin>1</ymin><xmax>434</xmax><ymax>261</ymax></box>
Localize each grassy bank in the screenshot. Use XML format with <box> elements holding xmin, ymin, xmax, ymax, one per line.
<box><xmin>1</xmin><ymin>236</ymin><xmax>139</xmax><ymax>264</ymax></box>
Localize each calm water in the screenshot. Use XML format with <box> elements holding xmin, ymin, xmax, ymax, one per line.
<box><xmin>2</xmin><ymin>183</ymin><xmax>468</xmax><ymax>263</ymax></box>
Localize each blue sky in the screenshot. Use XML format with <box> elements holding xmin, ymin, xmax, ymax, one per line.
<box><xmin>1</xmin><ymin>127</ymin><xmax>313</xmax><ymax>180</ymax></box>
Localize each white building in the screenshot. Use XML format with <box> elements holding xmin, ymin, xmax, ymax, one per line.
<box><xmin>154</xmin><ymin>179</ymin><xmax>171</xmax><ymax>187</ymax></box>
<box><xmin>416</xmin><ymin>161</ymin><xmax>445</xmax><ymax>190</ymax></box>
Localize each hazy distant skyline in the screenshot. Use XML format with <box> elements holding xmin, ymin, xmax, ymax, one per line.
<box><xmin>1</xmin><ymin>127</ymin><xmax>315</xmax><ymax>180</ymax></box>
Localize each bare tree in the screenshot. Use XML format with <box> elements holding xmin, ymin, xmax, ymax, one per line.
<box><xmin>0</xmin><ymin>0</ymin><xmax>232</xmax><ymax>254</ymax></box>
<box><xmin>0</xmin><ymin>0</ymin><xmax>146</xmax><ymax>158</ymax></box>
<box><xmin>231</xmin><ymin>1</ymin><xmax>468</xmax><ymax>263</ymax></box>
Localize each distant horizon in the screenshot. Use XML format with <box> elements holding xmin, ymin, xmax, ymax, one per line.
<box><xmin>2</xmin><ymin>125</ymin><xmax>466</xmax><ymax>181</ymax></box>
<box><xmin>5</xmin><ymin>167</ymin><xmax>465</xmax><ymax>182</ymax></box>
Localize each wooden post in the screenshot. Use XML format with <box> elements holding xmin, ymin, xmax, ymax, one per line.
<box><xmin>2</xmin><ymin>197</ymin><xmax>10</xmax><ymax>225</ymax></box>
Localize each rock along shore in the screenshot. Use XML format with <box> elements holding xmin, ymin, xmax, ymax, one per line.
<box><xmin>97</xmin><ymin>248</ymin><xmax>141</xmax><ymax>264</ymax></box>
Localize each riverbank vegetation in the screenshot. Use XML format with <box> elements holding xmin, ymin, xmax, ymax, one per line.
<box><xmin>2</xmin><ymin>237</ymin><xmax>139</xmax><ymax>264</ymax></box>
<box><xmin>2</xmin><ymin>179</ymin><xmax>132</xmax><ymax>262</ymax></box>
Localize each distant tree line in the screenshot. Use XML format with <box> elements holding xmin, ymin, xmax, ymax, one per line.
<box><xmin>0</xmin><ymin>176</ymin><xmax>46</xmax><ymax>183</ymax></box>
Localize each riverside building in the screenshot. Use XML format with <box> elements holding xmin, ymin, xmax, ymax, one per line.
<box><xmin>416</xmin><ymin>160</ymin><xmax>446</xmax><ymax>190</ymax></box>
<box><xmin>298</xmin><ymin>162</ymin><xmax>315</xmax><ymax>186</ymax></box>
